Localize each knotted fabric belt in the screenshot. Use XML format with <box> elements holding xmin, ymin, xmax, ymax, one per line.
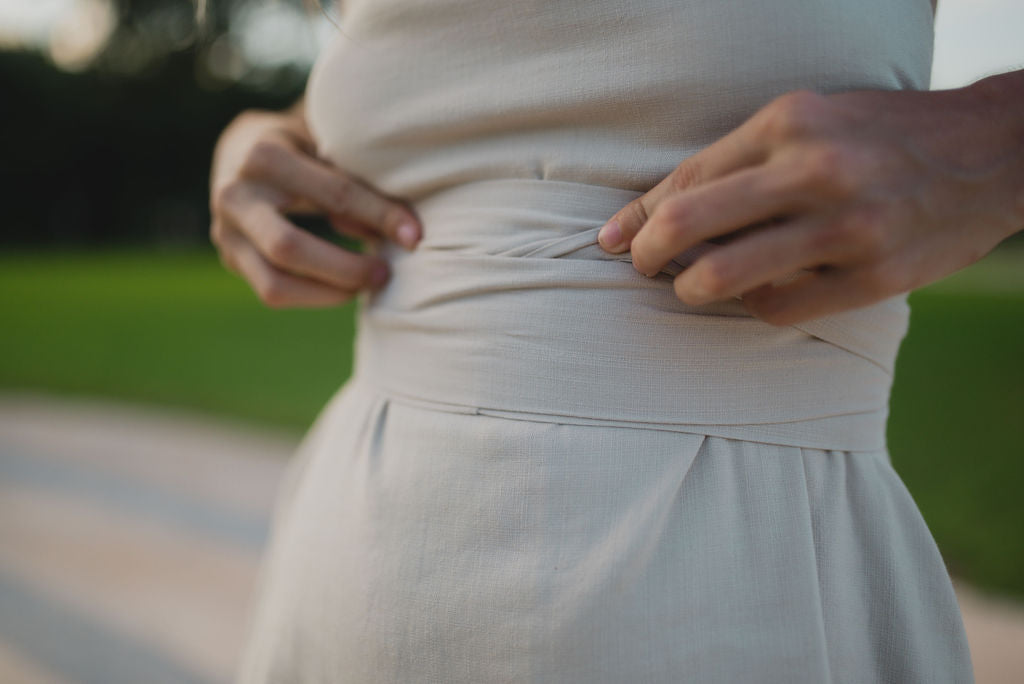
<box><xmin>351</xmin><ymin>178</ymin><xmax>910</xmax><ymax>452</ymax></box>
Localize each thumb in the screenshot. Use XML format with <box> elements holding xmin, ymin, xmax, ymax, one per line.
<box><xmin>597</xmin><ymin>103</ymin><xmax>773</xmax><ymax>253</ymax></box>
<box><xmin>597</xmin><ymin>156</ymin><xmax>715</xmax><ymax>254</ymax></box>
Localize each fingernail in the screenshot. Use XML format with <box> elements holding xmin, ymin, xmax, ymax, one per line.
<box><xmin>371</xmin><ymin>262</ymin><xmax>390</xmax><ymax>288</ymax></box>
<box><xmin>397</xmin><ymin>222</ymin><xmax>419</xmax><ymax>249</ymax></box>
<box><xmin>598</xmin><ymin>220</ymin><xmax>623</xmax><ymax>252</ymax></box>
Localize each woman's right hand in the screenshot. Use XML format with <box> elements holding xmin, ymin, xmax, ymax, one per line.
<box><xmin>209</xmin><ymin>103</ymin><xmax>422</xmax><ymax>308</ymax></box>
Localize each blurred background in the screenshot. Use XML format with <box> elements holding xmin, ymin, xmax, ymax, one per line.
<box><xmin>1</xmin><ymin>0</ymin><xmax>1022</xmax><ymax>682</ymax></box>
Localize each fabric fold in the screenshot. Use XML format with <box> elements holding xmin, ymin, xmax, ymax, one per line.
<box><xmin>352</xmin><ymin>178</ymin><xmax>909</xmax><ymax>452</ymax></box>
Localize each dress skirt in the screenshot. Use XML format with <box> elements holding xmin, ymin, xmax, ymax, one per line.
<box><xmin>233</xmin><ymin>179</ymin><xmax>974</xmax><ymax>683</ymax></box>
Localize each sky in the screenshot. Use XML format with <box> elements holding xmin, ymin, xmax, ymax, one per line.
<box><xmin>931</xmin><ymin>0</ymin><xmax>1024</xmax><ymax>89</ymax></box>
<box><xmin>0</xmin><ymin>0</ymin><xmax>1021</xmax><ymax>87</ymax></box>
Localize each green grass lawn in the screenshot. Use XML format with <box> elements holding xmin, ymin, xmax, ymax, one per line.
<box><xmin>0</xmin><ymin>247</ymin><xmax>357</xmax><ymax>434</ymax></box>
<box><xmin>1</xmin><ymin>245</ymin><xmax>1022</xmax><ymax>599</ymax></box>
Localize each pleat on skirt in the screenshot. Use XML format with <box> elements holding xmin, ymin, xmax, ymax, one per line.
<box><xmin>233</xmin><ymin>373</ymin><xmax>974</xmax><ymax>683</ymax></box>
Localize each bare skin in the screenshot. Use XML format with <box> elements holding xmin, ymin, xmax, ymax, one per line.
<box><xmin>597</xmin><ymin>61</ymin><xmax>1024</xmax><ymax>326</ymax></box>
<box><xmin>209</xmin><ymin>98</ymin><xmax>423</xmax><ymax>309</ymax></box>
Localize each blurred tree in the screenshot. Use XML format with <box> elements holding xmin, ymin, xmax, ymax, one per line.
<box><xmin>3</xmin><ymin>1</ymin><xmax>1018</xmax><ymax>251</ymax></box>
<box><xmin>0</xmin><ymin>0</ymin><xmax>325</xmax><ymax>249</ymax></box>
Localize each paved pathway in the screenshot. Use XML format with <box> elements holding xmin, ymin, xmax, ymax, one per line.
<box><xmin>1</xmin><ymin>391</ymin><xmax>1022</xmax><ymax>684</ymax></box>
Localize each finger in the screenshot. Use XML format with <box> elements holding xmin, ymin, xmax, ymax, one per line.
<box><xmin>670</xmin><ymin>214</ymin><xmax>855</xmax><ymax>305</ymax></box>
<box><xmin>221</xmin><ymin>186</ymin><xmax>390</xmax><ymax>292</ymax></box>
<box><xmin>597</xmin><ymin>106</ymin><xmax>776</xmax><ymax>253</ymax></box>
<box><xmin>628</xmin><ymin>165</ymin><xmax>806</xmax><ymax>278</ymax></box>
<box><xmin>739</xmin><ymin>264</ymin><xmax>892</xmax><ymax>327</ymax></box>
<box><xmin>241</xmin><ymin>139</ymin><xmax>422</xmax><ymax>249</ymax></box>
<box><xmin>210</xmin><ymin>217</ymin><xmax>241</xmax><ymax>274</ymax></box>
<box><xmin>219</xmin><ymin>222</ymin><xmax>360</xmax><ymax>309</ymax></box>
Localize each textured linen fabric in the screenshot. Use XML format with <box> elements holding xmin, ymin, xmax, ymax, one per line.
<box><xmin>234</xmin><ymin>1</ymin><xmax>974</xmax><ymax>682</ymax></box>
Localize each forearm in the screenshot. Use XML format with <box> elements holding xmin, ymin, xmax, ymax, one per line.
<box><xmin>957</xmin><ymin>68</ymin><xmax>1024</xmax><ymax>240</ymax></box>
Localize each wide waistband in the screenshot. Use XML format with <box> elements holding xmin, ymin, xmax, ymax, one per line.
<box><xmin>352</xmin><ymin>178</ymin><xmax>910</xmax><ymax>451</ymax></box>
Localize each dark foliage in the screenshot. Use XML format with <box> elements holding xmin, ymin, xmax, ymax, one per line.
<box><xmin>0</xmin><ymin>0</ymin><xmax>315</xmax><ymax>248</ymax></box>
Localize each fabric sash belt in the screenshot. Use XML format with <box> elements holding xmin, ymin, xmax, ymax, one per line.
<box><xmin>352</xmin><ymin>178</ymin><xmax>910</xmax><ymax>452</ymax></box>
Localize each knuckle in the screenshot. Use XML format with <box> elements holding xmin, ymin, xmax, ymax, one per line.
<box><xmin>216</xmin><ymin>250</ymin><xmax>237</xmax><ymax>275</ymax></box>
<box><xmin>800</xmin><ymin>144</ymin><xmax>861</xmax><ymax>197</ymax></box>
<box><xmin>763</xmin><ymin>89</ymin><xmax>826</xmax><ymax>140</ymax></box>
<box><xmin>210</xmin><ymin>218</ymin><xmax>233</xmax><ymax>247</ymax></box>
<box><xmin>806</xmin><ymin>222</ymin><xmax>846</xmax><ymax>255</ymax></box>
<box><xmin>630</xmin><ymin>248</ymin><xmax>648</xmax><ymax>274</ymax></box>
<box><xmin>255</xmin><ymin>277</ymin><xmax>290</xmax><ymax>309</ymax></box>
<box><xmin>668</xmin><ymin>160</ymin><xmax>702</xmax><ymax>192</ymax></box>
<box><xmin>326</xmin><ymin>176</ymin><xmax>356</xmax><ymax>212</ymax></box>
<box><xmin>800</xmin><ymin>144</ymin><xmax>842</xmax><ymax>184</ymax></box>
<box><xmin>622</xmin><ymin>199</ymin><xmax>651</xmax><ymax>237</ymax></box>
<box><xmin>694</xmin><ymin>258</ymin><xmax>732</xmax><ymax>297</ymax></box>
<box><xmin>209</xmin><ymin>223</ymin><xmax>241</xmax><ymax>273</ymax></box>
<box><xmin>212</xmin><ymin>180</ymin><xmax>247</xmax><ymax>214</ymax></box>
<box><xmin>342</xmin><ymin>256</ymin><xmax>376</xmax><ymax>289</ymax></box>
<box><xmin>654</xmin><ymin>195</ymin><xmax>694</xmax><ymax>237</ymax></box>
<box><xmin>841</xmin><ymin>205</ymin><xmax>889</xmax><ymax>256</ymax></box>
<box><xmin>264</xmin><ymin>227</ymin><xmax>303</xmax><ymax>265</ymax></box>
<box><xmin>241</xmin><ymin>139</ymin><xmax>284</xmax><ymax>177</ymax></box>
<box><xmin>605</xmin><ymin>200</ymin><xmax>648</xmax><ymax>250</ymax></box>
<box><xmin>209</xmin><ymin>219</ymin><xmax>223</xmax><ymax>246</ymax></box>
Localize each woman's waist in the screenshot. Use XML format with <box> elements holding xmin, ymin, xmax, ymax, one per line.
<box><xmin>352</xmin><ymin>178</ymin><xmax>911</xmax><ymax>451</ymax></box>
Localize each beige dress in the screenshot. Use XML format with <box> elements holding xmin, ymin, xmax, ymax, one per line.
<box><xmin>235</xmin><ymin>1</ymin><xmax>975</xmax><ymax>681</ymax></box>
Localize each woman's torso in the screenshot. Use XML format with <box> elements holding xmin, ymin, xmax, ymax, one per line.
<box><xmin>302</xmin><ymin>0</ymin><xmax>936</xmax><ymax>452</ymax></box>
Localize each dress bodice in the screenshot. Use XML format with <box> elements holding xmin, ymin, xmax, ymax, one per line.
<box><xmin>305</xmin><ymin>0</ymin><xmax>934</xmax><ymax>202</ymax></box>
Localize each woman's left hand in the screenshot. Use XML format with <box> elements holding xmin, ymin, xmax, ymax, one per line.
<box><xmin>597</xmin><ymin>78</ymin><xmax>1024</xmax><ymax>325</ymax></box>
